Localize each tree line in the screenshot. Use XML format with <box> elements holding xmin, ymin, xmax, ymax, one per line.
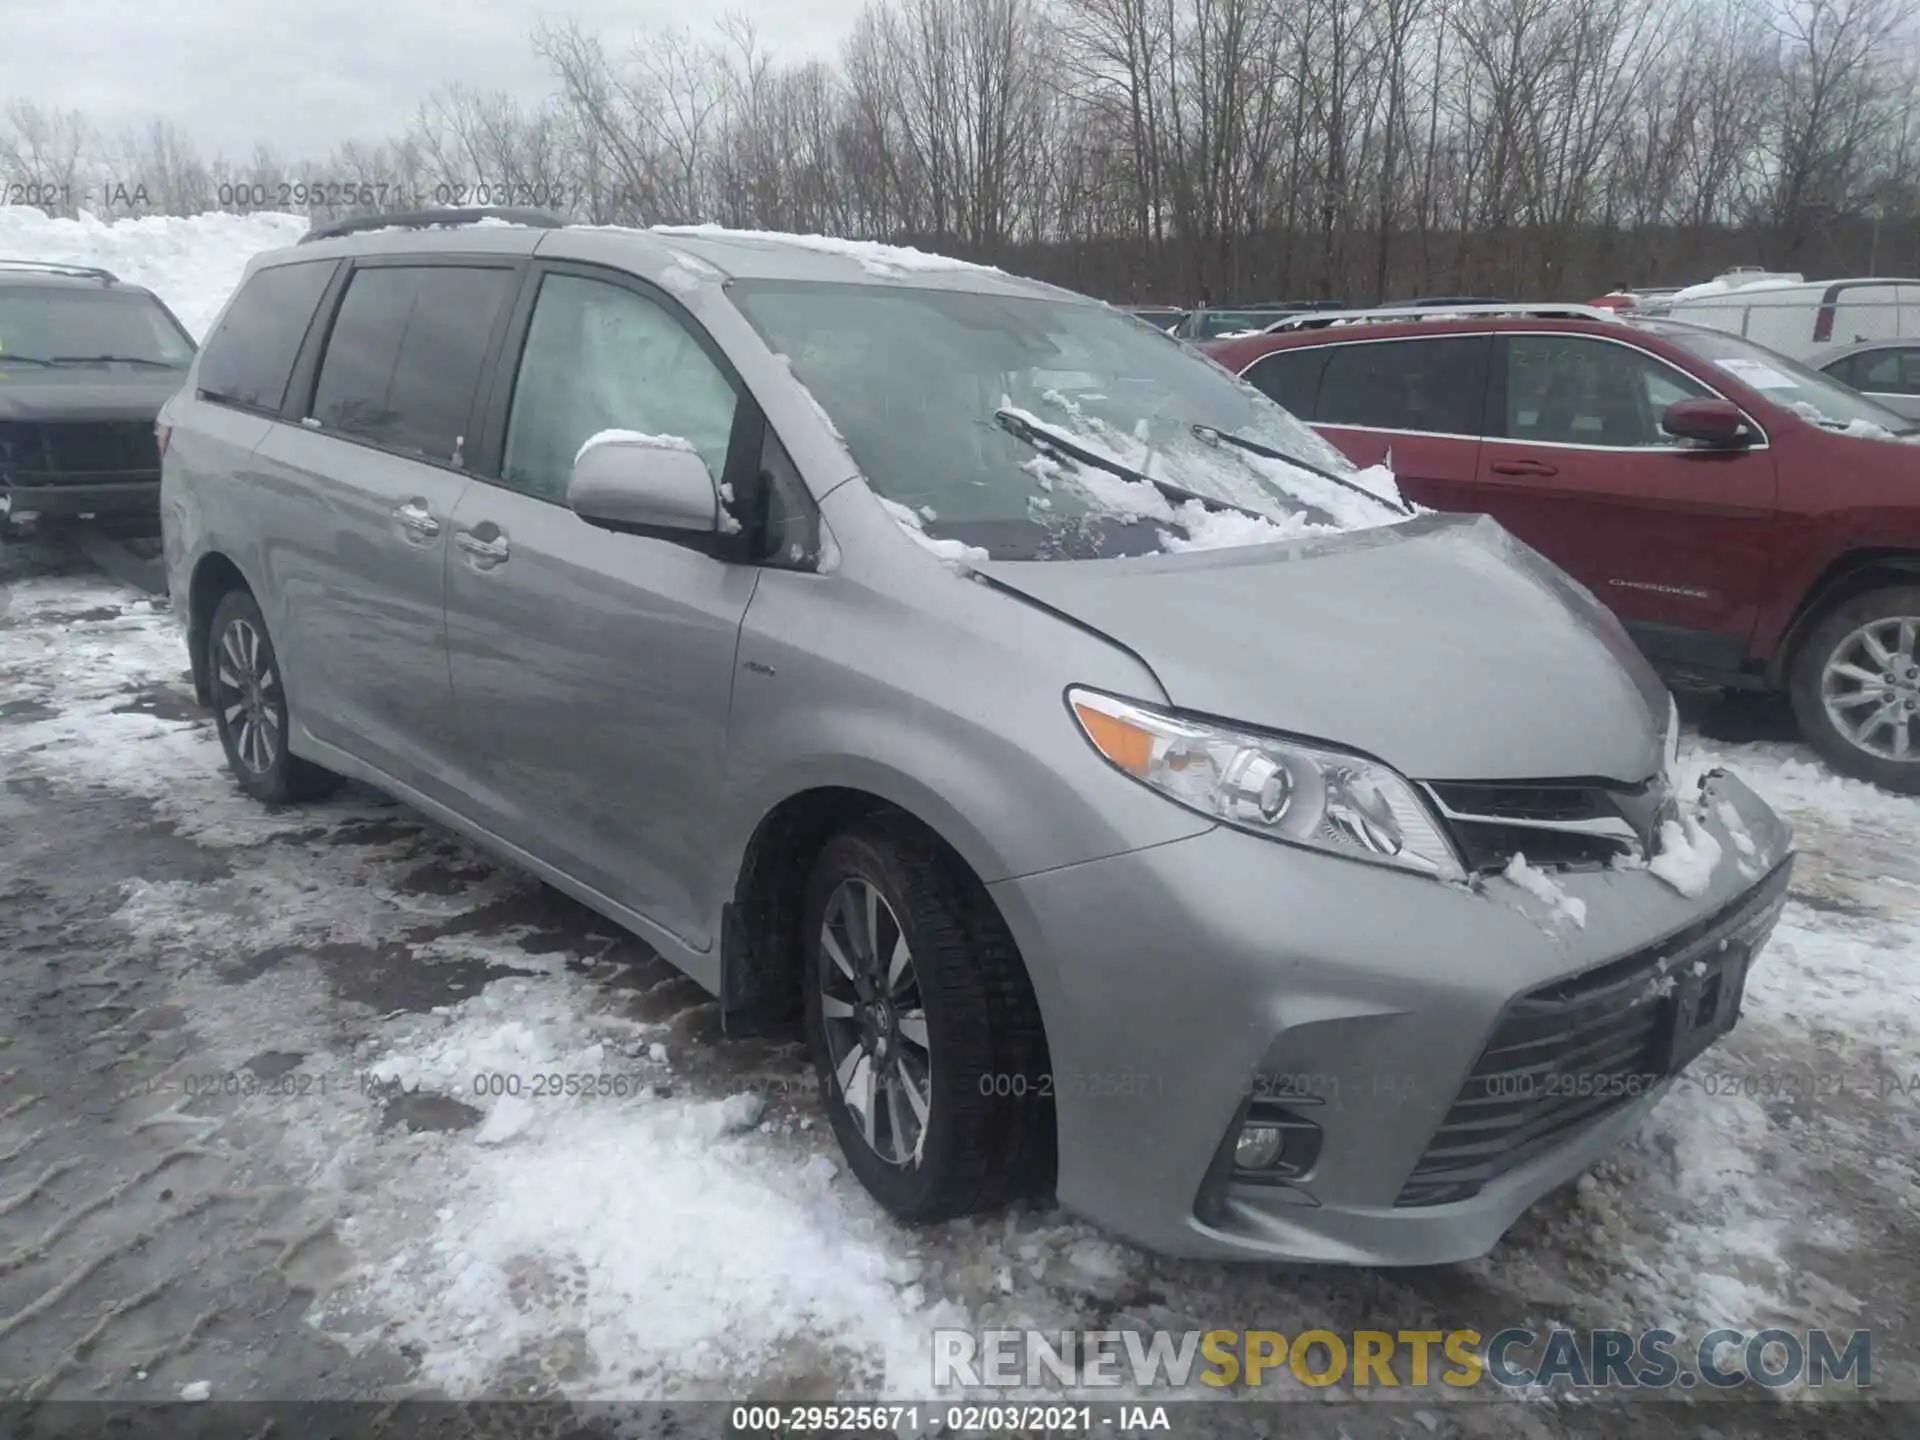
<box><xmin>4</xmin><ymin>0</ymin><xmax>1918</xmax><ymax>304</ymax></box>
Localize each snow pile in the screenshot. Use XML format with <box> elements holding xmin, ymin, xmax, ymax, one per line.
<box><xmin>574</xmin><ymin>429</ymin><xmax>698</xmax><ymax>465</ymax></box>
<box><xmin>657</xmin><ymin>248</ymin><xmax>724</xmax><ymax>296</ymax></box>
<box><xmin>0</xmin><ymin>206</ymin><xmax>309</xmax><ymax>338</ymax></box>
<box><xmin>1648</xmin><ymin>809</ymin><xmax>1726</xmax><ymax>898</ymax></box>
<box><xmin>1502</xmin><ymin>853</ymin><xmax>1588</xmax><ymax>927</ymax></box>
<box><xmin>348</xmin><ymin>977</ymin><xmax>961</xmax><ymax>1399</ymax></box>
<box><xmin>1003</xmin><ymin>394</ymin><xmax>1411</xmax><ymax>544</ymax></box>
<box><xmin>877</xmin><ymin>495</ymin><xmax>990</xmax><ymax>573</ymax></box>
<box><xmin>653</xmin><ymin>224</ymin><xmax>997</xmax><ymax>278</ymax></box>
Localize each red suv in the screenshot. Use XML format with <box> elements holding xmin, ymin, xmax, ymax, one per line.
<box><xmin>1210</xmin><ymin>307</ymin><xmax>1920</xmax><ymax>792</ymax></box>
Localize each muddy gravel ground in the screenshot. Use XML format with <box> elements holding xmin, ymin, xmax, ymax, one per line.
<box><xmin>0</xmin><ymin>534</ymin><xmax>1914</xmax><ymax>1440</ymax></box>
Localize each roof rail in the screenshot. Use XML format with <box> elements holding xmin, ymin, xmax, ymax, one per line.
<box><xmin>0</xmin><ymin>258</ymin><xmax>120</xmax><ymax>284</ymax></box>
<box><xmin>1264</xmin><ymin>301</ymin><xmax>1621</xmax><ymax>333</ymax></box>
<box><xmin>299</xmin><ymin>206</ymin><xmax>569</xmax><ymax>244</ymax></box>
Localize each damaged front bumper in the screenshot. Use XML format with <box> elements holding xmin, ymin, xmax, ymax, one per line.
<box><xmin>987</xmin><ymin>768</ymin><xmax>1793</xmax><ymax>1264</ymax></box>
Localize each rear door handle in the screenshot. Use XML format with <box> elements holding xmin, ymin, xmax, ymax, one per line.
<box><xmin>456</xmin><ymin>529</ymin><xmax>510</xmax><ymax>565</ymax></box>
<box><xmin>393</xmin><ymin>500</ymin><xmax>441</xmax><ymax>538</ymax></box>
<box><xmin>1490</xmin><ymin>459</ymin><xmax>1559</xmax><ymax>477</ymax></box>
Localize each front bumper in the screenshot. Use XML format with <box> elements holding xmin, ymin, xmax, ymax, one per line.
<box><xmin>987</xmin><ymin>769</ymin><xmax>1793</xmax><ymax>1264</ymax></box>
<box><xmin>2</xmin><ymin>478</ymin><xmax>160</xmax><ymax>523</ymax></box>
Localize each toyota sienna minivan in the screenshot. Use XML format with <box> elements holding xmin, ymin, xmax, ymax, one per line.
<box><xmin>160</xmin><ymin>211</ymin><xmax>1794</xmax><ymax>1263</ymax></box>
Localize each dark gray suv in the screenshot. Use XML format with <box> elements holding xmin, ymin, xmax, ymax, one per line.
<box><xmin>161</xmin><ymin>211</ymin><xmax>1793</xmax><ymax>1263</ymax></box>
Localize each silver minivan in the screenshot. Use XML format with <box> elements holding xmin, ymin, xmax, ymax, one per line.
<box><xmin>161</xmin><ymin>212</ymin><xmax>1794</xmax><ymax>1263</ymax></box>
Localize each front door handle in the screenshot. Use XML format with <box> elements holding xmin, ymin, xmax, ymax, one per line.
<box><xmin>393</xmin><ymin>500</ymin><xmax>441</xmax><ymax>538</ymax></box>
<box><xmin>456</xmin><ymin>529</ymin><xmax>510</xmax><ymax>566</ymax></box>
<box><xmin>1490</xmin><ymin>458</ymin><xmax>1559</xmax><ymax>477</ymax></box>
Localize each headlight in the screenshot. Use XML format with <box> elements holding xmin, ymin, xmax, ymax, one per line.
<box><xmin>1068</xmin><ymin>687</ymin><xmax>1466</xmax><ymax>883</ymax></box>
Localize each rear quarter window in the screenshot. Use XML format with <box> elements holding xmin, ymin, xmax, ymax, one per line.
<box><xmin>1244</xmin><ymin>346</ymin><xmax>1330</xmax><ymax>419</ymax></box>
<box><xmin>1318</xmin><ymin>336</ymin><xmax>1489</xmax><ymax>435</ymax></box>
<box><xmin>197</xmin><ymin>261</ymin><xmax>336</xmax><ymax>413</ymax></box>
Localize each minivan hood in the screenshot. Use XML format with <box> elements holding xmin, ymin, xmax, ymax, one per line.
<box><xmin>978</xmin><ymin>513</ymin><xmax>1669</xmax><ymax>782</ymax></box>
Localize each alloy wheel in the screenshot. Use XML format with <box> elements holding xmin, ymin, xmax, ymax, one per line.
<box><xmin>1820</xmin><ymin>615</ymin><xmax>1920</xmax><ymax>762</ymax></box>
<box><xmin>817</xmin><ymin>877</ymin><xmax>932</xmax><ymax>1167</ymax></box>
<box><xmin>214</xmin><ymin>617</ymin><xmax>282</xmax><ymax>774</ymax></box>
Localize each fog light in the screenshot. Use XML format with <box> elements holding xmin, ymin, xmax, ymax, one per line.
<box><xmin>1234</xmin><ymin>1124</ymin><xmax>1286</xmax><ymax>1170</ymax></box>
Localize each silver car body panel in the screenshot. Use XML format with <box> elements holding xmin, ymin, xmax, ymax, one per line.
<box><xmin>162</xmin><ymin>221</ymin><xmax>1797</xmax><ymax>1264</ymax></box>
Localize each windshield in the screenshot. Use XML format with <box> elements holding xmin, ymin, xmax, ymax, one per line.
<box><xmin>1657</xmin><ymin>325</ymin><xmax>1916</xmax><ymax>437</ymax></box>
<box><xmin>730</xmin><ymin>280</ymin><xmax>1404</xmax><ymax>560</ymax></box>
<box><xmin>0</xmin><ymin>287</ymin><xmax>197</xmax><ymax>367</ymax></box>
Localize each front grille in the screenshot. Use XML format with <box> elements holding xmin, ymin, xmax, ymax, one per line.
<box><xmin>0</xmin><ymin>420</ymin><xmax>160</xmax><ymax>486</ymax></box>
<box><xmin>1395</xmin><ymin>858</ymin><xmax>1792</xmax><ymax>1207</ymax></box>
<box><xmin>1425</xmin><ymin>776</ymin><xmax>1674</xmax><ymax>873</ymax></box>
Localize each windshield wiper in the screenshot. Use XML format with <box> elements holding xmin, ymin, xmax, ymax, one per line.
<box><xmin>993</xmin><ymin>408</ymin><xmax>1276</xmax><ymax>527</ymax></box>
<box><xmin>0</xmin><ymin>353</ymin><xmax>56</xmax><ymax>366</ymax></box>
<box><xmin>1190</xmin><ymin>424</ymin><xmax>1415</xmax><ymax>516</ymax></box>
<box><xmin>50</xmin><ymin>354</ymin><xmax>178</xmax><ymax>367</ymax></box>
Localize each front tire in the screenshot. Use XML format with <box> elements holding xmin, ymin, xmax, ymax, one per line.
<box><xmin>205</xmin><ymin>588</ymin><xmax>341</xmax><ymax>804</ymax></box>
<box><xmin>1789</xmin><ymin>584</ymin><xmax>1920</xmax><ymax>794</ymax></box>
<box><xmin>801</xmin><ymin>817</ymin><xmax>1053</xmax><ymax>1222</ymax></box>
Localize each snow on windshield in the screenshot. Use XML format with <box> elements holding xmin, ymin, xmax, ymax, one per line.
<box><xmin>999</xmin><ymin>390</ymin><xmax>1411</xmax><ymax>538</ymax></box>
<box><xmin>733</xmin><ymin>277</ymin><xmax>1411</xmax><ymax>564</ymax></box>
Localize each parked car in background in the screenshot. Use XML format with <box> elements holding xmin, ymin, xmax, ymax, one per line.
<box><xmin>1211</xmin><ymin>304</ymin><xmax>1920</xmax><ymax>792</ymax></box>
<box><xmin>161</xmin><ymin>210</ymin><xmax>1790</xmax><ymax>1264</ymax></box>
<box><xmin>0</xmin><ymin>260</ymin><xmax>198</xmax><ymax>538</ymax></box>
<box><xmin>1591</xmin><ymin>286</ymin><xmax>1682</xmax><ymax>314</ymax></box>
<box><xmin>1122</xmin><ymin>305</ymin><xmax>1188</xmax><ymax>333</ymax></box>
<box><xmin>1818</xmin><ymin>340</ymin><xmax>1920</xmax><ymax>420</ymax></box>
<box><xmin>1172</xmin><ymin>307</ymin><xmax>1287</xmax><ymax>340</ymax></box>
<box><xmin>1665</xmin><ymin>272</ymin><xmax>1920</xmax><ymax>361</ymax></box>
<box><xmin>1401</xmin><ymin>295</ymin><xmax>1511</xmax><ymax>308</ymax></box>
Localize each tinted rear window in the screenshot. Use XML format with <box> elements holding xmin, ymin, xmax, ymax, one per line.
<box><xmin>1245</xmin><ymin>346</ymin><xmax>1330</xmax><ymax>419</ymax></box>
<box><xmin>197</xmin><ymin>261</ymin><xmax>335</xmax><ymax>412</ymax></box>
<box><xmin>310</xmin><ymin>265</ymin><xmax>515</xmax><ymax>463</ymax></box>
<box><xmin>1318</xmin><ymin>336</ymin><xmax>1489</xmax><ymax>434</ymax></box>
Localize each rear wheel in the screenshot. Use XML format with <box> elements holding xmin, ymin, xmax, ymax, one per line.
<box><xmin>801</xmin><ymin>817</ymin><xmax>1053</xmax><ymax>1222</ymax></box>
<box><xmin>1789</xmin><ymin>585</ymin><xmax>1920</xmax><ymax>794</ymax></box>
<box><xmin>205</xmin><ymin>588</ymin><xmax>341</xmax><ymax>804</ymax></box>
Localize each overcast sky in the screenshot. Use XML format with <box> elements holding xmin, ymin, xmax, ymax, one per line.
<box><xmin>4</xmin><ymin>0</ymin><xmax>859</xmax><ymax>161</ymax></box>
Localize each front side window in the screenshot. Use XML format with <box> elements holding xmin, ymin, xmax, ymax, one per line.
<box><xmin>196</xmin><ymin>261</ymin><xmax>335</xmax><ymax>411</ymax></box>
<box><xmin>502</xmin><ymin>273</ymin><xmax>739</xmax><ymax>503</ymax></box>
<box><xmin>1319</xmin><ymin>336</ymin><xmax>1489</xmax><ymax>435</ymax></box>
<box><xmin>1502</xmin><ymin>335</ymin><xmax>1708</xmax><ymax>447</ymax></box>
<box><xmin>1844</xmin><ymin>347</ymin><xmax>1920</xmax><ymax>397</ymax></box>
<box><xmin>310</xmin><ymin>265</ymin><xmax>515</xmax><ymax>463</ymax></box>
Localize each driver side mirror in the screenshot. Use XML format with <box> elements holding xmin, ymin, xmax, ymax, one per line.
<box><xmin>568</xmin><ymin>432</ymin><xmax>720</xmax><ymax>538</ymax></box>
<box><xmin>1661</xmin><ymin>397</ymin><xmax>1754</xmax><ymax>449</ymax></box>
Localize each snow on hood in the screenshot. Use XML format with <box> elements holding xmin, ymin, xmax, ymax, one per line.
<box><xmin>0</xmin><ymin>206</ymin><xmax>309</xmax><ymax>339</ymax></box>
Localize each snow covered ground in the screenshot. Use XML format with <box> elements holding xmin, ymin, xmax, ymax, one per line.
<box><xmin>2</xmin><ymin>544</ymin><xmax>1915</xmax><ymax>1430</ymax></box>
